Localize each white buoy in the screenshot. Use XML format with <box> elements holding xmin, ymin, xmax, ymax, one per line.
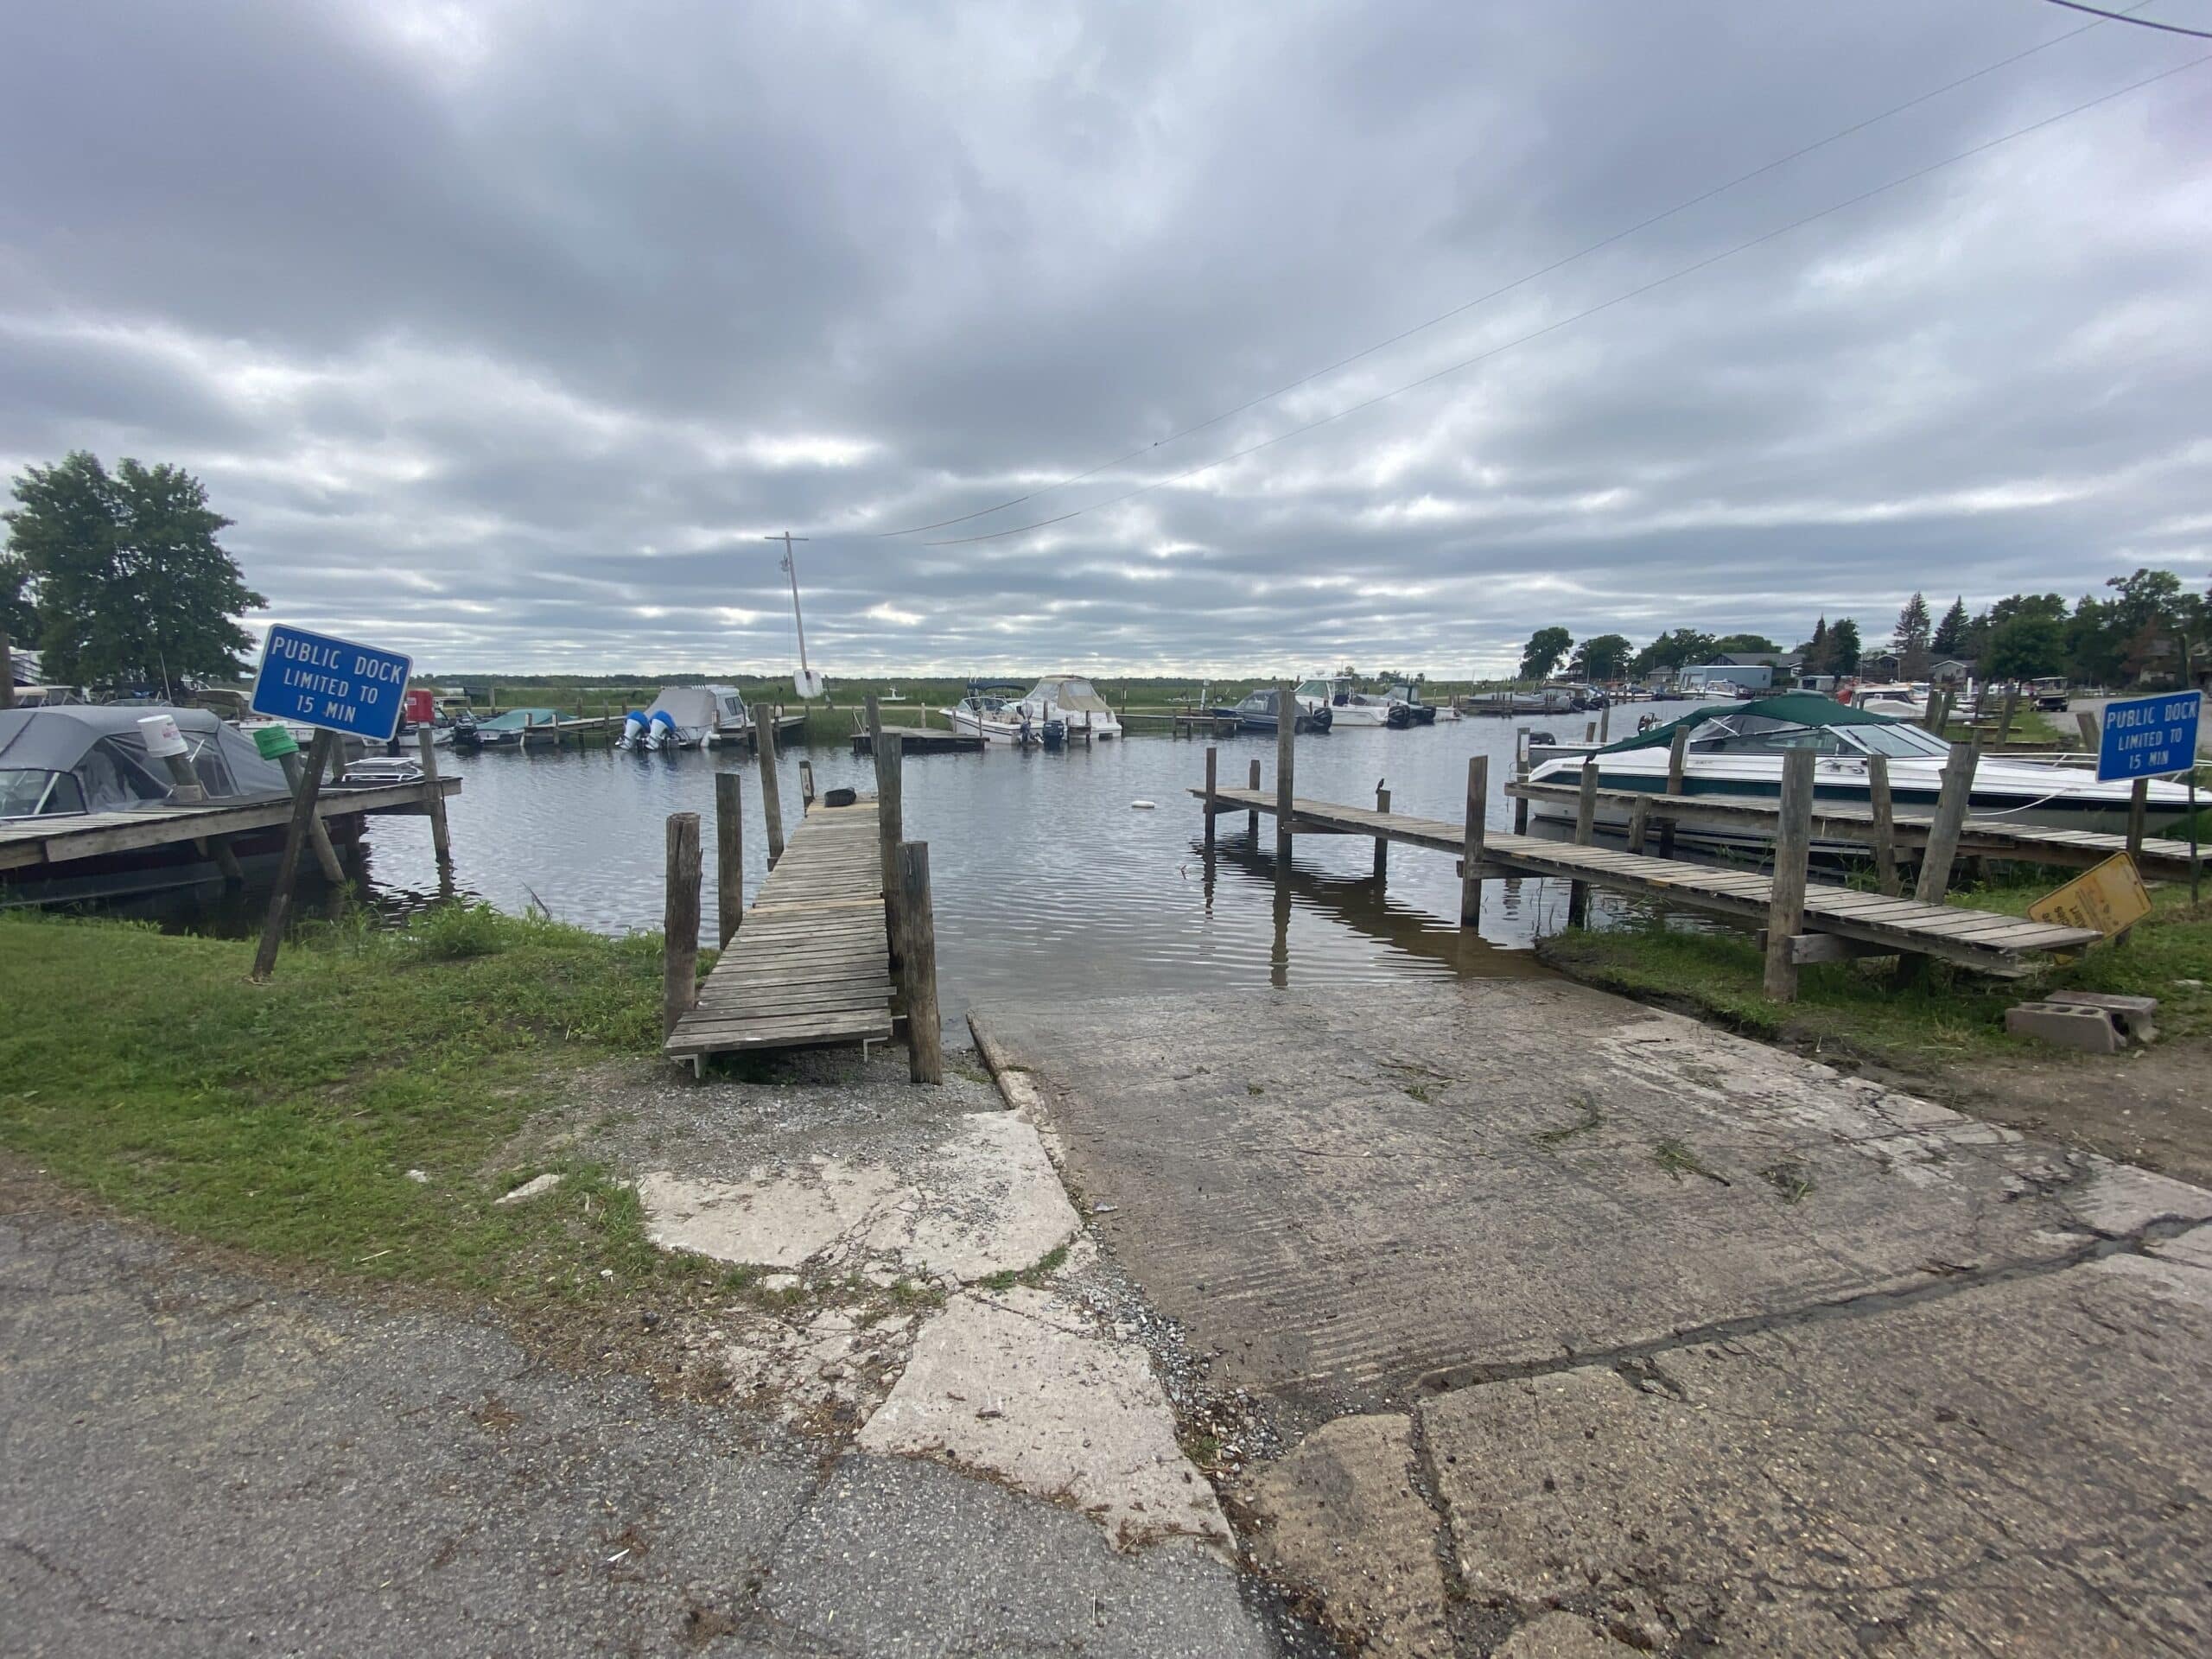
<box><xmin>1130</xmin><ymin>799</ymin><xmax>1157</xmax><ymax>810</ymax></box>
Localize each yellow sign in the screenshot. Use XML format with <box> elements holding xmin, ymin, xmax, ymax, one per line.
<box><xmin>2027</xmin><ymin>852</ymin><xmax>2152</xmax><ymax>938</ymax></box>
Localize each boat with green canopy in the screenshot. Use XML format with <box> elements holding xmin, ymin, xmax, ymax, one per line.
<box><xmin>1525</xmin><ymin>692</ymin><xmax>2193</xmax><ymax>854</ymax></box>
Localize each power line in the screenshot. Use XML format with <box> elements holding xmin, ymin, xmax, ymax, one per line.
<box><xmin>919</xmin><ymin>50</ymin><xmax>2211</xmax><ymax>547</ymax></box>
<box><xmin>2044</xmin><ymin>1</ymin><xmax>2212</xmax><ymax>39</ymax></box>
<box><xmin>871</xmin><ymin>2</ymin><xmax>2154</xmax><ymax>538</ymax></box>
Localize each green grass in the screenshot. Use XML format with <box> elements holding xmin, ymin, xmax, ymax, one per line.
<box><xmin>1540</xmin><ymin>880</ymin><xmax>2212</xmax><ymax>1070</ymax></box>
<box><xmin>0</xmin><ymin>907</ymin><xmax>684</xmax><ymax>1304</ymax></box>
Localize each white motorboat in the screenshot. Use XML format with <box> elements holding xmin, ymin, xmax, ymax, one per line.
<box><xmin>622</xmin><ymin>686</ymin><xmax>751</xmax><ymax>752</ymax></box>
<box><xmin>1526</xmin><ymin>692</ymin><xmax>2195</xmax><ymax>851</ymax></box>
<box><xmin>942</xmin><ymin>681</ymin><xmax>1057</xmax><ymax>745</ymax></box>
<box><xmin>1017</xmin><ymin>675</ymin><xmax>1122</xmax><ymax>741</ymax></box>
<box><xmin>1298</xmin><ymin>675</ymin><xmax>1405</xmax><ymax>728</ymax></box>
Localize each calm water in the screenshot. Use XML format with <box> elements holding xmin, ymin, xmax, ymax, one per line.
<box><xmin>346</xmin><ymin>703</ymin><xmax>1732</xmax><ymax>1020</ymax></box>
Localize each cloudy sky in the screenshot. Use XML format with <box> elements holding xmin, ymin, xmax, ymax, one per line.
<box><xmin>3</xmin><ymin>1</ymin><xmax>2209</xmax><ymax>677</ymax></box>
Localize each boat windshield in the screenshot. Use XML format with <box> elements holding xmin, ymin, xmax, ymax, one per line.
<box><xmin>1838</xmin><ymin>723</ymin><xmax>1951</xmax><ymax>759</ymax></box>
<box><xmin>1295</xmin><ymin>679</ymin><xmax>1336</xmax><ymax>700</ymax></box>
<box><xmin>0</xmin><ymin>768</ymin><xmax>87</xmax><ymax>818</ymax></box>
<box><xmin>1689</xmin><ymin>713</ymin><xmax>1948</xmax><ymax>760</ymax></box>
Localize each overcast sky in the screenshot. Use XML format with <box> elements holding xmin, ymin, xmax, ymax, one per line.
<box><xmin>3</xmin><ymin>1</ymin><xmax>2209</xmax><ymax>677</ymax></box>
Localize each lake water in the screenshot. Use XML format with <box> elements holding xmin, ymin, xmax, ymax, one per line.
<box><xmin>348</xmin><ymin>702</ymin><xmax>1734</xmax><ymax>1022</ymax></box>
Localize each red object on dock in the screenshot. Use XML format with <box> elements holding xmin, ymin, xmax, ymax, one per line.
<box><xmin>403</xmin><ymin>688</ymin><xmax>435</xmax><ymax>724</ymax></box>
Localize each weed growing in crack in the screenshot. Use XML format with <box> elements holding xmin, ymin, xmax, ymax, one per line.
<box><xmin>1654</xmin><ymin>1137</ymin><xmax>1728</xmax><ymax>1185</ymax></box>
<box><xmin>1761</xmin><ymin>1161</ymin><xmax>1816</xmax><ymax>1204</ymax></box>
<box><xmin>1533</xmin><ymin>1096</ymin><xmax>1603</xmax><ymax>1146</ymax></box>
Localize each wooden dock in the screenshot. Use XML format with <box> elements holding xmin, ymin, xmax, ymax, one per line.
<box><xmin>1192</xmin><ymin>785</ymin><xmax>2101</xmax><ymax>979</ymax></box>
<box><xmin>664</xmin><ymin>798</ymin><xmax>894</xmax><ymax>1060</ymax></box>
<box><xmin>849</xmin><ymin>728</ymin><xmax>984</xmax><ymax>756</ymax></box>
<box><xmin>1504</xmin><ymin>779</ymin><xmax>2203</xmax><ymax>883</ymax></box>
<box><xmin>0</xmin><ymin>777</ymin><xmax>458</xmax><ymax>874</ymax></box>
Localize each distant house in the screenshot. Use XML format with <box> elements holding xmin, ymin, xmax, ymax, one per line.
<box><xmin>1858</xmin><ymin>651</ymin><xmax>1903</xmax><ymax>683</ymax></box>
<box><xmin>1681</xmin><ymin>662</ymin><xmax>1774</xmax><ymax>693</ymax></box>
<box><xmin>1799</xmin><ymin>673</ymin><xmax>1840</xmax><ymax>695</ymax></box>
<box><xmin>9</xmin><ymin>647</ymin><xmax>41</xmax><ymax>686</ymax></box>
<box><xmin>1929</xmin><ymin>658</ymin><xmax>1975</xmax><ymax>686</ymax></box>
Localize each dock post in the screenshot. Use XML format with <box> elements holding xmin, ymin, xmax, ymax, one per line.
<box><xmin>1513</xmin><ymin>728</ymin><xmax>1529</xmax><ymax>833</ymax></box>
<box><xmin>2126</xmin><ymin>778</ymin><xmax>2148</xmax><ymax>861</ymax></box>
<box><xmin>799</xmin><ymin>759</ymin><xmax>816</xmax><ymax>813</ymax></box>
<box><xmin>1205</xmin><ymin>747</ymin><xmax>1218</xmax><ymax>852</ymax></box>
<box><xmin>1373</xmin><ymin>783</ymin><xmax>1389</xmax><ymax>881</ymax></box>
<box><xmin>1866</xmin><ymin>753</ymin><xmax>1900</xmax><ymax>897</ymax></box>
<box><xmin>1995</xmin><ymin>688</ymin><xmax>2018</xmax><ymax>749</ymax></box>
<box><xmin>1461</xmin><ymin>756</ymin><xmax>1487</xmax><ymax>928</ymax></box>
<box><xmin>1763</xmin><ymin>749</ymin><xmax>1815</xmax><ymax>1001</ymax></box>
<box><xmin>757</xmin><ymin>709</ymin><xmax>785</xmax><ymax>869</ymax></box>
<box><xmin>1626</xmin><ymin>797</ymin><xmax>1649</xmax><ymax>855</ymax></box>
<box><xmin>1599</xmin><ymin>702</ymin><xmax>1611</xmax><ymax>743</ymax></box>
<box><xmin>1275</xmin><ymin>681</ymin><xmax>1295</xmax><ymax>862</ymax></box>
<box><xmin>2075</xmin><ymin>710</ymin><xmax>2100</xmax><ymax>756</ymax></box>
<box><xmin>1247</xmin><ymin>758</ymin><xmax>1261</xmax><ymax>840</ymax></box>
<box><xmin>1584</xmin><ymin>720</ymin><xmax>1596</xmax><ymax>744</ymax></box>
<box><xmin>1915</xmin><ymin>741</ymin><xmax>1978</xmax><ymax>903</ymax></box>
<box><xmin>417</xmin><ymin>726</ymin><xmax>452</xmax><ymax>868</ymax></box>
<box><xmin>1567</xmin><ymin>758</ymin><xmax>1598</xmax><ymax>926</ymax></box>
<box><xmin>895</xmin><ymin>841</ymin><xmax>943</xmax><ymax>1084</ymax></box>
<box><xmin>1659</xmin><ymin>725</ymin><xmax>1689</xmax><ymax>858</ymax></box>
<box><xmin>873</xmin><ymin>698</ymin><xmax>906</xmax><ymax>976</ymax></box>
<box><xmin>715</xmin><ymin>772</ymin><xmax>743</xmax><ymax>947</ymax></box>
<box><xmin>251</xmin><ymin>728</ymin><xmax>339</xmax><ymax>982</ymax></box>
<box><xmin>663</xmin><ymin>811</ymin><xmax>702</xmax><ymax>1038</ymax></box>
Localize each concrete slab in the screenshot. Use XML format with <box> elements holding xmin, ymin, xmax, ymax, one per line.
<box><xmin>638</xmin><ymin>1109</ymin><xmax>1079</xmax><ymax>1283</ymax></box>
<box><xmin>1421</xmin><ymin>1244</ymin><xmax>2212</xmax><ymax>1656</ymax></box>
<box><xmin>973</xmin><ymin>984</ymin><xmax>2212</xmax><ymax>1419</ymax></box>
<box><xmin>1243</xmin><ymin>1412</ymin><xmax>1452</xmax><ymax>1656</ymax></box>
<box><xmin>858</xmin><ymin>1286</ymin><xmax>1231</xmax><ymax>1554</ymax></box>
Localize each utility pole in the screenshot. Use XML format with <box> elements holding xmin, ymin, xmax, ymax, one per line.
<box><xmin>766</xmin><ymin>531</ymin><xmax>813</xmax><ymax>689</ymax></box>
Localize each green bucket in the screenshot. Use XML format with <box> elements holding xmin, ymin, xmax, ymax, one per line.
<box><xmin>252</xmin><ymin>723</ymin><xmax>300</xmax><ymax>760</ymax></box>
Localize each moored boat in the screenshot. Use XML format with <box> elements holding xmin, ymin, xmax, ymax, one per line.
<box><xmin>1017</xmin><ymin>675</ymin><xmax>1122</xmax><ymax>741</ymax></box>
<box><xmin>620</xmin><ymin>686</ymin><xmax>752</xmax><ymax>752</ymax></box>
<box><xmin>1212</xmin><ymin>688</ymin><xmax>1333</xmax><ymax>734</ymax></box>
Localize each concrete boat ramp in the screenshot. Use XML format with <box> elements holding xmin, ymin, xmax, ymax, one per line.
<box><xmin>971</xmin><ymin>980</ymin><xmax>2212</xmax><ymax>1656</ymax></box>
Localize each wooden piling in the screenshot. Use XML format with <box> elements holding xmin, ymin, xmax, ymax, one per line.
<box><xmin>1626</xmin><ymin>797</ymin><xmax>1650</xmax><ymax>855</ymax></box>
<box><xmin>662</xmin><ymin>811</ymin><xmax>702</xmax><ymax>1037</ymax></box>
<box><xmin>2127</xmin><ymin>778</ymin><xmax>2148</xmax><ymax>860</ymax></box>
<box><xmin>1995</xmin><ymin>688</ymin><xmax>2019</xmax><ymax>749</ymax></box>
<box><xmin>1568</xmin><ymin>759</ymin><xmax>1598</xmax><ymax>925</ymax></box>
<box><xmin>417</xmin><ymin>726</ymin><xmax>451</xmax><ymax>867</ymax></box>
<box><xmin>798</xmin><ymin>760</ymin><xmax>816</xmax><ymax>812</ymax></box>
<box><xmin>1275</xmin><ymin>681</ymin><xmax>1294</xmax><ymax>861</ymax></box>
<box><xmin>1204</xmin><ymin>747</ymin><xmax>1218</xmax><ymax>852</ymax></box>
<box><xmin>874</xmin><ymin>702</ymin><xmax>906</xmax><ymax>973</ymax></box>
<box><xmin>1247</xmin><ymin>758</ymin><xmax>1261</xmax><ymax>840</ymax></box>
<box><xmin>1659</xmin><ymin>725</ymin><xmax>1689</xmax><ymax>858</ymax></box>
<box><xmin>895</xmin><ymin>841</ymin><xmax>944</xmax><ymax>1084</ymax></box>
<box><xmin>1373</xmin><ymin>784</ymin><xmax>1390</xmax><ymax>881</ymax></box>
<box><xmin>1915</xmin><ymin>741</ymin><xmax>1979</xmax><ymax>903</ymax></box>
<box><xmin>1461</xmin><ymin>756</ymin><xmax>1487</xmax><ymax>927</ymax></box>
<box><xmin>1866</xmin><ymin>753</ymin><xmax>1900</xmax><ymax>897</ymax></box>
<box><xmin>757</xmin><ymin>708</ymin><xmax>785</xmax><ymax>868</ymax></box>
<box><xmin>715</xmin><ymin>772</ymin><xmax>743</xmax><ymax>948</ymax></box>
<box><xmin>2075</xmin><ymin>710</ymin><xmax>2101</xmax><ymax>755</ymax></box>
<box><xmin>1764</xmin><ymin>747</ymin><xmax>1815</xmax><ymax>1002</ymax></box>
<box><xmin>251</xmin><ymin>728</ymin><xmax>338</xmax><ymax>982</ymax></box>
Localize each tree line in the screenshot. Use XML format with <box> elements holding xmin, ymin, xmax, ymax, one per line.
<box><xmin>1516</xmin><ymin>567</ymin><xmax>2209</xmax><ymax>689</ymax></box>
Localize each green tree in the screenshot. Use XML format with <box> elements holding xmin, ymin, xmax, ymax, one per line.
<box><xmin>1930</xmin><ymin>596</ymin><xmax>1968</xmax><ymax>657</ymax></box>
<box><xmin>1985</xmin><ymin>613</ymin><xmax>2066</xmax><ymax>681</ymax></box>
<box><xmin>1891</xmin><ymin>592</ymin><xmax>1931</xmax><ymax>678</ymax></box>
<box><xmin>1827</xmin><ymin>618</ymin><xmax>1862</xmax><ymax>675</ymax></box>
<box><xmin>0</xmin><ymin>552</ymin><xmax>35</xmax><ymax>645</ymax></box>
<box><xmin>1712</xmin><ymin>632</ymin><xmax>1779</xmax><ymax>654</ymax></box>
<box><xmin>1519</xmin><ymin>626</ymin><xmax>1573</xmax><ymax>682</ymax></box>
<box><xmin>1570</xmin><ymin>632</ymin><xmax>1632</xmax><ymax>680</ymax></box>
<box><xmin>1630</xmin><ymin>627</ymin><xmax>1719</xmax><ymax>677</ymax></box>
<box><xmin>6</xmin><ymin>452</ymin><xmax>263</xmax><ymax>690</ymax></box>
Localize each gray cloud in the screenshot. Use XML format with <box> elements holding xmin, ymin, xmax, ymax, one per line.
<box><xmin>2</xmin><ymin>0</ymin><xmax>2208</xmax><ymax>676</ymax></box>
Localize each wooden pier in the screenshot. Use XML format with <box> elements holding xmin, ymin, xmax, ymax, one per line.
<box><xmin>1192</xmin><ymin>778</ymin><xmax>2101</xmax><ymax>986</ymax></box>
<box><xmin>0</xmin><ymin>775</ymin><xmax>458</xmax><ymax>879</ymax></box>
<box><xmin>1504</xmin><ymin>778</ymin><xmax>2203</xmax><ymax>884</ymax></box>
<box><xmin>849</xmin><ymin>727</ymin><xmax>984</xmax><ymax>756</ymax></box>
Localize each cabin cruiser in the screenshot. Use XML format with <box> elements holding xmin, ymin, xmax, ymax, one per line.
<box><xmin>1212</xmin><ymin>687</ymin><xmax>1332</xmax><ymax>734</ymax></box>
<box><xmin>1295</xmin><ymin>675</ymin><xmax>1402</xmax><ymax>728</ymax></box>
<box><xmin>620</xmin><ymin>685</ymin><xmax>751</xmax><ymax>752</ymax></box>
<box><xmin>1525</xmin><ymin>693</ymin><xmax>2195</xmax><ymax>852</ymax></box>
<box><xmin>943</xmin><ymin>682</ymin><xmax>1063</xmax><ymax>746</ymax></box>
<box><xmin>1017</xmin><ymin>675</ymin><xmax>1122</xmax><ymax>741</ymax></box>
<box><xmin>1384</xmin><ymin>684</ymin><xmax>1441</xmax><ymax>725</ymax></box>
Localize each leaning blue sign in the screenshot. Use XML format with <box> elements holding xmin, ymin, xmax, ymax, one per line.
<box><xmin>2096</xmin><ymin>690</ymin><xmax>2202</xmax><ymax>783</ymax></box>
<box><xmin>250</xmin><ymin>624</ymin><xmax>414</xmax><ymax>744</ymax></box>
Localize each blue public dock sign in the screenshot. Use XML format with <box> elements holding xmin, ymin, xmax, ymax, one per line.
<box><xmin>2095</xmin><ymin>690</ymin><xmax>2202</xmax><ymax>782</ymax></box>
<box><xmin>250</xmin><ymin>624</ymin><xmax>414</xmax><ymax>744</ymax></box>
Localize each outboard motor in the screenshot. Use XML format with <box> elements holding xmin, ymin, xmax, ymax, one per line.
<box><xmin>646</xmin><ymin>709</ymin><xmax>678</xmax><ymax>751</ymax></box>
<box><xmin>619</xmin><ymin>710</ymin><xmax>649</xmax><ymax>751</ymax></box>
<box><xmin>1042</xmin><ymin>718</ymin><xmax>1066</xmax><ymax>751</ymax></box>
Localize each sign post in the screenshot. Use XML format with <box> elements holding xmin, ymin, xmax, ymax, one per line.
<box><xmin>247</xmin><ymin>626</ymin><xmax>414</xmax><ymax>981</ymax></box>
<box><xmin>2094</xmin><ymin>689</ymin><xmax>2202</xmax><ymax>906</ymax></box>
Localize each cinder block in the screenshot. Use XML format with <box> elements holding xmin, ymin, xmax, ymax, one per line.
<box><xmin>2044</xmin><ymin>990</ymin><xmax>2158</xmax><ymax>1046</ymax></box>
<box><xmin>2005</xmin><ymin>1001</ymin><xmax>2124</xmax><ymax>1055</ymax></box>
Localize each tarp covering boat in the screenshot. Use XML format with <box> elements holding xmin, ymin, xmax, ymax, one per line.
<box><xmin>1598</xmin><ymin>693</ymin><xmax>1908</xmax><ymax>754</ymax></box>
<box><xmin>1025</xmin><ymin>676</ymin><xmax>1112</xmax><ymax>714</ymax></box>
<box><xmin>0</xmin><ymin>705</ymin><xmax>289</xmax><ymax>819</ymax></box>
<box><xmin>640</xmin><ymin>686</ymin><xmax>747</xmax><ymax>732</ymax></box>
